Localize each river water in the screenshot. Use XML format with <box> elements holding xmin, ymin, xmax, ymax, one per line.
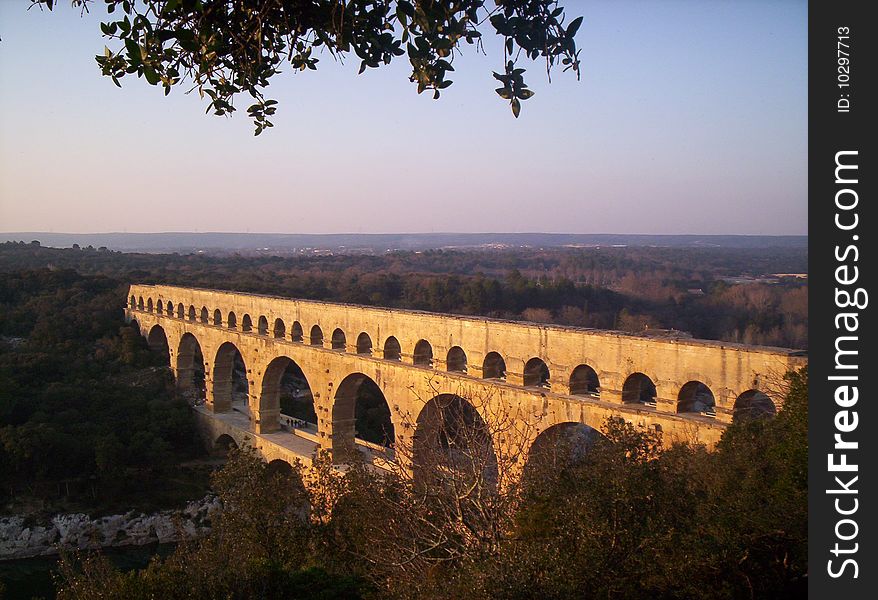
<box><xmin>0</xmin><ymin>543</ymin><xmax>175</xmax><ymax>599</ymax></box>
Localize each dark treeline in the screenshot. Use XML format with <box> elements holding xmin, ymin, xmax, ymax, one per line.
<box><xmin>0</xmin><ymin>268</ymin><xmax>207</xmax><ymax>515</ymax></box>
<box><xmin>1</xmin><ymin>242</ymin><xmax>807</xmax><ymax>348</ymax></box>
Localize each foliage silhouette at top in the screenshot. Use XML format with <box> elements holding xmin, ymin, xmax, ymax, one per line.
<box><xmin>39</xmin><ymin>0</ymin><xmax>583</xmax><ymax>133</ymax></box>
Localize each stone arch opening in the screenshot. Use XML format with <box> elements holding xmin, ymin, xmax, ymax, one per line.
<box><xmin>356</xmin><ymin>332</ymin><xmax>373</xmax><ymax>355</ymax></box>
<box><xmin>331</xmin><ymin>328</ymin><xmax>347</xmax><ymax>350</ymax></box>
<box><xmin>258</xmin><ymin>315</ymin><xmax>269</xmax><ymax>336</ymax></box>
<box><xmin>733</xmin><ymin>390</ymin><xmax>776</xmax><ymax>422</ymax></box>
<box><xmin>446</xmin><ymin>346</ymin><xmax>467</xmax><ymax>373</ymax></box>
<box><xmin>524</xmin><ymin>357</ymin><xmax>550</xmax><ymax>388</ymax></box>
<box><xmin>130</xmin><ymin>295</ymin><xmax>136</xmax><ymax>309</ymax></box>
<box><xmin>623</xmin><ymin>372</ymin><xmax>657</xmax><ymax>405</ymax></box>
<box><xmin>310</xmin><ymin>325</ymin><xmax>324</xmax><ymax>346</ymax></box>
<box><xmin>677</xmin><ymin>381</ymin><xmax>716</xmax><ymax>416</ymax></box>
<box><xmin>291</xmin><ymin>321</ymin><xmax>304</xmax><ymax>342</ymax></box>
<box><xmin>569</xmin><ymin>364</ymin><xmax>600</xmax><ymax>397</ymax></box>
<box><xmin>214</xmin><ymin>309</ymin><xmax>222</xmax><ymax>326</ymax></box>
<box><xmin>176</xmin><ymin>303</ymin><xmax>185</xmax><ymax>319</ymax></box>
<box><xmin>200</xmin><ymin>306</ymin><xmax>209</xmax><ymax>323</ymax></box>
<box><xmin>187</xmin><ymin>305</ymin><xmax>196</xmax><ymax>322</ymax></box>
<box><xmin>212</xmin><ymin>342</ymin><xmax>249</xmax><ymax>413</ymax></box>
<box><xmin>524</xmin><ymin>422</ymin><xmax>606</xmax><ymax>482</ymax></box>
<box><xmin>273</xmin><ymin>318</ymin><xmax>286</xmax><ymax>339</ymax></box>
<box><xmin>413</xmin><ymin>394</ymin><xmax>497</xmax><ymax>489</ymax></box>
<box><xmin>413</xmin><ymin>339</ymin><xmax>433</xmax><ymax>367</ymax></box>
<box><xmin>260</xmin><ymin>356</ymin><xmax>316</xmax><ymax>430</ymax></box>
<box><xmin>213</xmin><ymin>434</ymin><xmax>238</xmax><ymax>456</ymax></box>
<box><xmin>242</xmin><ymin>314</ymin><xmax>253</xmax><ymax>332</ymax></box>
<box><xmin>166</xmin><ymin>301</ymin><xmax>174</xmax><ymax>317</ymax></box>
<box><xmin>177</xmin><ymin>333</ymin><xmax>206</xmax><ymax>402</ymax></box>
<box><xmin>156</xmin><ymin>300</ymin><xmax>164</xmax><ymax>314</ymax></box>
<box><xmin>383</xmin><ymin>336</ymin><xmax>401</xmax><ymax>361</ymax></box>
<box><xmin>332</xmin><ymin>373</ymin><xmax>395</xmax><ymax>459</ymax></box>
<box><xmin>227</xmin><ymin>311</ymin><xmax>238</xmax><ymax>329</ymax></box>
<box><xmin>483</xmin><ymin>352</ymin><xmax>506</xmax><ymax>380</ymax></box>
<box><xmin>146</xmin><ymin>298</ymin><xmax>154</xmax><ymax>312</ymax></box>
<box><xmin>137</xmin><ymin>296</ymin><xmax>144</xmax><ymax>310</ymax></box>
<box><xmin>147</xmin><ymin>324</ymin><xmax>170</xmax><ymax>366</ymax></box>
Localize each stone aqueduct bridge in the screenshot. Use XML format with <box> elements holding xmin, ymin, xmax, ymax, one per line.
<box><xmin>126</xmin><ymin>284</ymin><xmax>807</xmax><ymax>469</ymax></box>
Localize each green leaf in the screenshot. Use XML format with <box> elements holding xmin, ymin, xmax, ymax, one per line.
<box><xmin>511</xmin><ymin>97</ymin><xmax>521</xmax><ymax>118</ymax></box>
<box><xmin>567</xmin><ymin>16</ymin><xmax>584</xmax><ymax>37</ymax></box>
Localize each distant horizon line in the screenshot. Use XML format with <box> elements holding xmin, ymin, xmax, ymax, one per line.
<box><xmin>1</xmin><ymin>231</ymin><xmax>808</xmax><ymax>238</ymax></box>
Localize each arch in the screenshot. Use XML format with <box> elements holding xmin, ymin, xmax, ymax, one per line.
<box><xmin>241</xmin><ymin>314</ymin><xmax>253</xmax><ymax>332</ymax></box>
<box><xmin>187</xmin><ymin>305</ymin><xmax>196</xmax><ymax>322</ymax></box>
<box><xmin>413</xmin><ymin>339</ymin><xmax>433</xmax><ymax>367</ymax></box>
<box><xmin>177</xmin><ymin>332</ymin><xmax>206</xmax><ymax>401</ymax></box>
<box><xmin>129</xmin><ymin>295</ymin><xmax>136</xmax><ymax>309</ymax></box>
<box><xmin>383</xmin><ymin>336</ymin><xmax>401</xmax><ymax>361</ymax></box>
<box><xmin>213</xmin><ymin>309</ymin><xmax>222</xmax><ymax>326</ymax></box>
<box><xmin>569</xmin><ymin>364</ymin><xmax>600</xmax><ymax>397</ymax></box>
<box><xmin>146</xmin><ymin>298</ymin><xmax>154</xmax><ymax>312</ymax></box>
<box><xmin>331</xmin><ymin>328</ymin><xmax>347</xmax><ymax>350</ymax></box>
<box><xmin>166</xmin><ymin>301</ymin><xmax>174</xmax><ymax>317</ymax></box>
<box><xmin>137</xmin><ymin>296</ymin><xmax>144</xmax><ymax>310</ymax></box>
<box><xmin>176</xmin><ymin>303</ymin><xmax>184</xmax><ymax>319</ymax></box>
<box><xmin>309</xmin><ymin>325</ymin><xmax>324</xmax><ymax>346</ymax></box>
<box><xmin>146</xmin><ymin>324</ymin><xmax>170</xmax><ymax>366</ymax></box>
<box><xmin>483</xmin><ymin>352</ymin><xmax>506</xmax><ymax>380</ymax></box>
<box><xmin>258</xmin><ymin>315</ymin><xmax>269</xmax><ymax>336</ymax></box>
<box><xmin>356</xmin><ymin>332</ymin><xmax>373</xmax><ymax>355</ymax></box>
<box><xmin>413</xmin><ymin>394</ymin><xmax>497</xmax><ymax>489</ymax></box>
<box><xmin>622</xmin><ymin>372</ymin><xmax>657</xmax><ymax>405</ymax></box>
<box><xmin>733</xmin><ymin>390</ymin><xmax>776</xmax><ymax>422</ymax></box>
<box><xmin>213</xmin><ymin>434</ymin><xmax>238</xmax><ymax>456</ymax></box>
<box><xmin>200</xmin><ymin>306</ymin><xmax>209</xmax><ymax>323</ymax></box>
<box><xmin>273</xmin><ymin>318</ymin><xmax>286</xmax><ymax>339</ymax></box>
<box><xmin>524</xmin><ymin>422</ymin><xmax>606</xmax><ymax>481</ymax></box>
<box><xmin>523</xmin><ymin>357</ymin><xmax>550</xmax><ymax>388</ymax></box>
<box><xmin>333</xmin><ymin>373</ymin><xmax>395</xmax><ymax>457</ymax></box>
<box><xmin>156</xmin><ymin>300</ymin><xmax>164</xmax><ymax>314</ymax></box>
<box><xmin>677</xmin><ymin>381</ymin><xmax>716</xmax><ymax>415</ymax></box>
<box><xmin>227</xmin><ymin>311</ymin><xmax>238</xmax><ymax>329</ymax></box>
<box><xmin>212</xmin><ymin>342</ymin><xmax>249</xmax><ymax>412</ymax></box>
<box><xmin>446</xmin><ymin>346</ymin><xmax>467</xmax><ymax>373</ymax></box>
<box><xmin>260</xmin><ymin>356</ymin><xmax>316</xmax><ymax>428</ymax></box>
<box><xmin>291</xmin><ymin>321</ymin><xmax>304</xmax><ymax>342</ymax></box>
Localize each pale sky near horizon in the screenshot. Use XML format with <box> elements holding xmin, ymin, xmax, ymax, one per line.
<box><xmin>0</xmin><ymin>1</ymin><xmax>807</xmax><ymax>235</ymax></box>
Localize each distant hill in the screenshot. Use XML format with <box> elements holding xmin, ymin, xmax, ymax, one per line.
<box><xmin>0</xmin><ymin>232</ymin><xmax>807</xmax><ymax>254</ymax></box>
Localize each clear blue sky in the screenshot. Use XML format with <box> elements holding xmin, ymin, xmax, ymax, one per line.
<box><xmin>0</xmin><ymin>0</ymin><xmax>807</xmax><ymax>235</ymax></box>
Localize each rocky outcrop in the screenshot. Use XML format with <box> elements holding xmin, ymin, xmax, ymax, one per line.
<box><xmin>0</xmin><ymin>495</ymin><xmax>220</xmax><ymax>560</ymax></box>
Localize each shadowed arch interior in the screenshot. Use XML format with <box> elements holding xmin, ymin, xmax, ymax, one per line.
<box><xmin>569</xmin><ymin>364</ymin><xmax>600</xmax><ymax>396</ymax></box>
<box><xmin>214</xmin><ymin>309</ymin><xmax>222</xmax><ymax>326</ymax></box>
<box><xmin>242</xmin><ymin>314</ymin><xmax>253</xmax><ymax>332</ymax></box>
<box><xmin>733</xmin><ymin>390</ymin><xmax>776</xmax><ymax>422</ymax></box>
<box><xmin>483</xmin><ymin>352</ymin><xmax>506</xmax><ymax>380</ymax></box>
<box><xmin>176</xmin><ymin>303</ymin><xmax>184</xmax><ymax>318</ymax></box>
<box><xmin>260</xmin><ymin>356</ymin><xmax>316</xmax><ymax>427</ymax></box>
<box><xmin>332</xmin><ymin>373</ymin><xmax>394</xmax><ymax>458</ymax></box>
<box><xmin>413</xmin><ymin>339</ymin><xmax>433</xmax><ymax>367</ymax></box>
<box><xmin>524</xmin><ymin>422</ymin><xmax>606</xmax><ymax>483</ymax></box>
<box><xmin>147</xmin><ymin>324</ymin><xmax>170</xmax><ymax>366</ymax></box>
<box><xmin>310</xmin><ymin>325</ymin><xmax>323</xmax><ymax>346</ymax></box>
<box><xmin>212</xmin><ymin>342</ymin><xmax>249</xmax><ymax>412</ymax></box>
<box><xmin>156</xmin><ymin>300</ymin><xmax>164</xmax><ymax>314</ymax></box>
<box><xmin>147</xmin><ymin>298</ymin><xmax>153</xmax><ymax>312</ymax></box>
<box><xmin>137</xmin><ymin>296</ymin><xmax>144</xmax><ymax>310</ymax></box>
<box><xmin>413</xmin><ymin>394</ymin><xmax>497</xmax><ymax>489</ymax></box>
<box><xmin>177</xmin><ymin>332</ymin><xmax>205</xmax><ymax>401</ymax></box>
<box><xmin>524</xmin><ymin>357</ymin><xmax>550</xmax><ymax>387</ymax></box>
<box><xmin>677</xmin><ymin>381</ymin><xmax>716</xmax><ymax>415</ymax></box>
<box><xmin>187</xmin><ymin>305</ymin><xmax>196</xmax><ymax>322</ymax></box>
<box><xmin>166</xmin><ymin>301</ymin><xmax>174</xmax><ymax>317</ymax></box>
<box><xmin>623</xmin><ymin>372</ymin><xmax>657</xmax><ymax>405</ymax></box>
<box><xmin>227</xmin><ymin>311</ymin><xmax>237</xmax><ymax>329</ymax></box>
<box><xmin>291</xmin><ymin>321</ymin><xmax>303</xmax><ymax>342</ymax></box>
<box><xmin>273</xmin><ymin>318</ymin><xmax>286</xmax><ymax>338</ymax></box>
<box><xmin>331</xmin><ymin>328</ymin><xmax>346</xmax><ymax>350</ymax></box>
<box><xmin>130</xmin><ymin>295</ymin><xmax>136</xmax><ymax>309</ymax></box>
<box><xmin>356</xmin><ymin>332</ymin><xmax>373</xmax><ymax>355</ymax></box>
<box><xmin>200</xmin><ymin>306</ymin><xmax>209</xmax><ymax>323</ymax></box>
<box><xmin>446</xmin><ymin>346</ymin><xmax>467</xmax><ymax>373</ymax></box>
<box><xmin>213</xmin><ymin>434</ymin><xmax>238</xmax><ymax>456</ymax></box>
<box><xmin>383</xmin><ymin>336</ymin><xmax>401</xmax><ymax>361</ymax></box>
<box><xmin>258</xmin><ymin>315</ymin><xmax>269</xmax><ymax>336</ymax></box>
